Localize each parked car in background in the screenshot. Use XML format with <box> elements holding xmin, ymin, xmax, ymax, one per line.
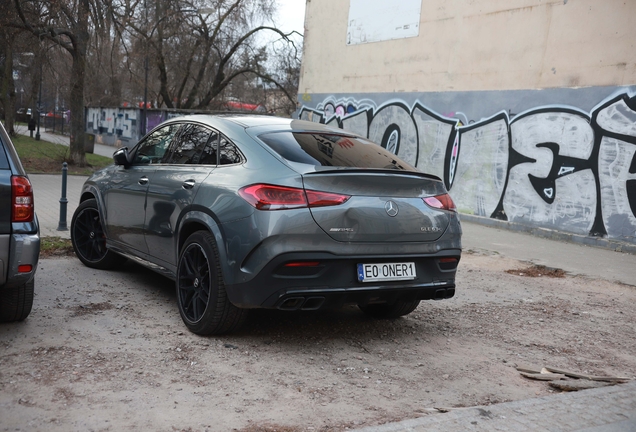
<box><xmin>71</xmin><ymin>115</ymin><xmax>462</xmax><ymax>335</ymax></box>
<box><xmin>15</xmin><ymin>108</ymin><xmax>33</xmax><ymax>123</ymax></box>
<box><xmin>16</xmin><ymin>108</ymin><xmax>32</xmax><ymax>117</ymax></box>
<box><xmin>0</xmin><ymin>122</ymin><xmax>40</xmax><ymax>322</ymax></box>
<box><xmin>224</xmin><ymin>99</ymin><xmax>266</xmax><ymax>112</ymax></box>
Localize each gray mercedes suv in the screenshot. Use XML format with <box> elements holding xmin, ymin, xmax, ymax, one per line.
<box><xmin>71</xmin><ymin>115</ymin><xmax>461</xmax><ymax>335</ymax></box>
<box><xmin>0</xmin><ymin>122</ymin><xmax>40</xmax><ymax>322</ymax></box>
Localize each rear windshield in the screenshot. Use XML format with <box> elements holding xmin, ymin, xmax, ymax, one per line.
<box><xmin>258</xmin><ymin>132</ymin><xmax>416</xmax><ymax>171</ymax></box>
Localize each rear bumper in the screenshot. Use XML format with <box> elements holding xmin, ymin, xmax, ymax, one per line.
<box><xmin>226</xmin><ymin>249</ymin><xmax>460</xmax><ymax>309</ymax></box>
<box><xmin>1</xmin><ymin>232</ymin><xmax>40</xmax><ymax>289</ymax></box>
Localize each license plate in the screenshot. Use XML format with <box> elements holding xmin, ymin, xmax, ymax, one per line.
<box><xmin>357</xmin><ymin>262</ymin><xmax>416</xmax><ymax>283</ymax></box>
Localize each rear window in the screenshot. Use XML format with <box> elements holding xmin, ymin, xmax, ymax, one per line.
<box><xmin>258</xmin><ymin>132</ymin><xmax>416</xmax><ymax>171</ymax></box>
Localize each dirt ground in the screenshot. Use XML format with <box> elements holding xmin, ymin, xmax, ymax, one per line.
<box><xmin>1</xmin><ymin>250</ymin><xmax>635</xmax><ymax>431</ymax></box>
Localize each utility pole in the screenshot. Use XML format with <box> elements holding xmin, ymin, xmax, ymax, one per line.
<box><xmin>35</xmin><ymin>60</ymin><xmax>42</xmax><ymax>141</ymax></box>
<box><xmin>142</xmin><ymin>0</ymin><xmax>148</xmax><ymax>137</ymax></box>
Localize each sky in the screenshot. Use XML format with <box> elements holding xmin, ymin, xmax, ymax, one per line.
<box><xmin>274</xmin><ymin>0</ymin><xmax>306</xmax><ymax>35</ymax></box>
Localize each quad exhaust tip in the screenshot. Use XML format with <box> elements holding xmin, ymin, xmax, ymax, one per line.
<box><xmin>277</xmin><ymin>288</ymin><xmax>455</xmax><ymax>309</ymax></box>
<box><xmin>434</xmin><ymin>287</ymin><xmax>455</xmax><ymax>300</ymax></box>
<box><xmin>278</xmin><ymin>296</ymin><xmax>326</xmax><ymax>311</ymax></box>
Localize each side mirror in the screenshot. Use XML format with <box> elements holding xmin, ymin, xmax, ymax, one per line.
<box><xmin>113</xmin><ymin>147</ymin><xmax>131</xmax><ymax>166</ymax></box>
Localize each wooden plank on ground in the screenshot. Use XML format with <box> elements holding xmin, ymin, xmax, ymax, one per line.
<box><xmin>515</xmin><ymin>364</ymin><xmax>543</xmax><ymax>374</ymax></box>
<box><xmin>520</xmin><ymin>372</ymin><xmax>566</xmax><ymax>381</ymax></box>
<box><xmin>544</xmin><ymin>367</ymin><xmax>630</xmax><ymax>382</ymax></box>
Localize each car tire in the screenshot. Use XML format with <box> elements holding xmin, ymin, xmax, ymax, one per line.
<box><xmin>0</xmin><ymin>279</ymin><xmax>34</xmax><ymax>322</ymax></box>
<box><xmin>176</xmin><ymin>230</ymin><xmax>247</xmax><ymax>335</ymax></box>
<box><xmin>71</xmin><ymin>199</ymin><xmax>126</xmax><ymax>270</ymax></box>
<box><xmin>358</xmin><ymin>299</ymin><xmax>420</xmax><ymax>319</ymax></box>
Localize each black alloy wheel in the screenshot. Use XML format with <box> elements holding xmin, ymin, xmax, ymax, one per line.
<box><xmin>178</xmin><ymin>242</ymin><xmax>211</xmax><ymax>323</ymax></box>
<box><xmin>176</xmin><ymin>231</ymin><xmax>246</xmax><ymax>335</ymax></box>
<box><xmin>71</xmin><ymin>199</ymin><xmax>125</xmax><ymax>269</ymax></box>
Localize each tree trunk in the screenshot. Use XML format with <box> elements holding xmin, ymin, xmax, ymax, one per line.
<box><xmin>1</xmin><ymin>31</ymin><xmax>16</xmax><ymax>136</ymax></box>
<box><xmin>68</xmin><ymin>49</ymin><xmax>87</xmax><ymax>166</ymax></box>
<box><xmin>157</xmin><ymin>51</ymin><xmax>173</xmax><ymax>109</ymax></box>
<box><xmin>68</xmin><ymin>0</ymin><xmax>90</xmax><ymax>167</ymax></box>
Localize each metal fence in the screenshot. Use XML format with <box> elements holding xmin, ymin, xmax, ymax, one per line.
<box><xmin>15</xmin><ymin>110</ymin><xmax>71</xmax><ymax>136</ymax></box>
<box><xmin>43</xmin><ymin>111</ymin><xmax>71</xmax><ymax>136</ymax></box>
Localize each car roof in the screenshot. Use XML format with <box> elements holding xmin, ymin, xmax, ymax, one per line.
<box><xmin>169</xmin><ymin>114</ymin><xmax>350</xmax><ymax>135</ymax></box>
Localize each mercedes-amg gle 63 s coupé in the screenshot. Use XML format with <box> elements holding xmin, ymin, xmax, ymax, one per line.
<box><xmin>71</xmin><ymin>115</ymin><xmax>461</xmax><ymax>334</ymax></box>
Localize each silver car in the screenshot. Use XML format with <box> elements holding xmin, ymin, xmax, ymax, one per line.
<box><xmin>71</xmin><ymin>115</ymin><xmax>461</xmax><ymax>334</ymax></box>
<box><xmin>0</xmin><ymin>121</ymin><xmax>39</xmax><ymax>322</ymax></box>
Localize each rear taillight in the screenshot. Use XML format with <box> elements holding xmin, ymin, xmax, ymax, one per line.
<box><xmin>305</xmin><ymin>190</ymin><xmax>350</xmax><ymax>207</ymax></box>
<box><xmin>11</xmin><ymin>176</ymin><xmax>34</xmax><ymax>222</ymax></box>
<box><xmin>239</xmin><ymin>184</ymin><xmax>350</xmax><ymax>210</ymax></box>
<box><xmin>423</xmin><ymin>194</ymin><xmax>456</xmax><ymax>212</ymax></box>
<box><xmin>239</xmin><ymin>184</ymin><xmax>305</xmax><ymax>210</ymax></box>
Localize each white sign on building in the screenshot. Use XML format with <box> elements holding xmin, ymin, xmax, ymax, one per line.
<box><xmin>346</xmin><ymin>0</ymin><xmax>421</xmax><ymax>45</ymax></box>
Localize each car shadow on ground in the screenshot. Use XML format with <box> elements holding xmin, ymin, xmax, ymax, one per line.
<box><xmin>111</xmin><ymin>259</ymin><xmax>442</xmax><ymax>344</ymax></box>
<box><xmin>238</xmin><ymin>306</ymin><xmax>440</xmax><ymax>343</ymax></box>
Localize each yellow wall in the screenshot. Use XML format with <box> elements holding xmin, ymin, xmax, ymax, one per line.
<box><xmin>299</xmin><ymin>0</ymin><xmax>636</xmax><ymax>94</ymax></box>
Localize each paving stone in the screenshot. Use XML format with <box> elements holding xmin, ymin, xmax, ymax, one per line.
<box><xmin>355</xmin><ymin>381</ymin><xmax>636</xmax><ymax>432</ymax></box>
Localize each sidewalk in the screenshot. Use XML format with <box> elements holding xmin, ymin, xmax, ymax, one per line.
<box><xmin>31</xmin><ymin>173</ymin><xmax>87</xmax><ymax>238</ymax></box>
<box><xmin>14</xmin><ymin>124</ymin><xmax>118</xmax><ymax>158</ymax></box>
<box><xmin>460</xmin><ymin>217</ymin><xmax>636</xmax><ymax>286</ymax></box>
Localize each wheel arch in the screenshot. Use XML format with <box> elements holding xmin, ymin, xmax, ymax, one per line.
<box><xmin>79</xmin><ymin>191</ymin><xmax>96</xmax><ymax>202</ymax></box>
<box><xmin>177</xmin><ymin>211</ymin><xmax>233</xmax><ymax>284</ymax></box>
<box><xmin>79</xmin><ymin>182</ymin><xmax>103</xmax><ymax>203</ymax></box>
<box><xmin>76</xmin><ymin>185</ymin><xmax>108</xmax><ymax>236</ymax></box>
<box><xmin>178</xmin><ymin>220</ymin><xmax>209</xmax><ymax>253</ymax></box>
<box><xmin>70</xmin><ymin>196</ymin><xmax>126</xmax><ymax>269</ymax></box>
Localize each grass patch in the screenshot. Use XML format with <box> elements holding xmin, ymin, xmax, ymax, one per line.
<box><xmin>13</xmin><ymin>134</ymin><xmax>112</xmax><ymax>175</ymax></box>
<box><xmin>40</xmin><ymin>236</ymin><xmax>75</xmax><ymax>258</ymax></box>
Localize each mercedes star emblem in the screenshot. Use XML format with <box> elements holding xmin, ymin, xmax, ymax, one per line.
<box><xmin>385</xmin><ymin>200</ymin><xmax>399</xmax><ymax>217</ymax></box>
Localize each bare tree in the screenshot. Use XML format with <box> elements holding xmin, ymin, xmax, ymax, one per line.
<box><xmin>8</xmin><ymin>0</ymin><xmax>302</xmax><ymax>162</ymax></box>
<box><xmin>0</xmin><ymin>30</ymin><xmax>17</xmax><ymax>136</ymax></box>
<box><xmin>83</xmin><ymin>0</ymin><xmax>129</xmax><ymax>107</ymax></box>
<box><xmin>13</xmin><ymin>0</ymin><xmax>101</xmax><ymax>166</ymax></box>
<box><xmin>115</xmin><ymin>0</ymin><xmax>300</xmax><ymax>113</ymax></box>
<box><xmin>262</xmin><ymin>39</ymin><xmax>301</xmax><ymax>116</ymax></box>
<box><xmin>0</xmin><ymin>2</ymin><xmax>27</xmax><ymax>136</ymax></box>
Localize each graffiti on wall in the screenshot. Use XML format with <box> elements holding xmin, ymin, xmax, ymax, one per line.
<box><xmin>85</xmin><ymin>108</ymin><xmax>211</xmax><ymax>146</ymax></box>
<box><xmin>86</xmin><ymin>107</ymin><xmax>138</xmax><ymax>141</ymax></box>
<box><xmin>298</xmin><ymin>92</ymin><xmax>636</xmax><ymax>244</ymax></box>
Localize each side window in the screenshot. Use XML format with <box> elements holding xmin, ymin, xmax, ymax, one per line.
<box><xmin>0</xmin><ymin>139</ymin><xmax>10</xmax><ymax>170</ymax></box>
<box><xmin>164</xmin><ymin>124</ymin><xmax>211</xmax><ymax>164</ymax></box>
<box><xmin>199</xmin><ymin>131</ymin><xmax>219</xmax><ymax>165</ymax></box>
<box><xmin>219</xmin><ymin>134</ymin><xmax>243</xmax><ymax>165</ymax></box>
<box><xmin>132</xmin><ymin>123</ymin><xmax>180</xmax><ymax>165</ymax></box>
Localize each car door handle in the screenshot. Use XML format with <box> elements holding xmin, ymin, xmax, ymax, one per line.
<box><xmin>138</xmin><ymin>176</ymin><xmax>149</xmax><ymax>185</ymax></box>
<box><xmin>182</xmin><ymin>179</ymin><xmax>196</xmax><ymax>189</ymax></box>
